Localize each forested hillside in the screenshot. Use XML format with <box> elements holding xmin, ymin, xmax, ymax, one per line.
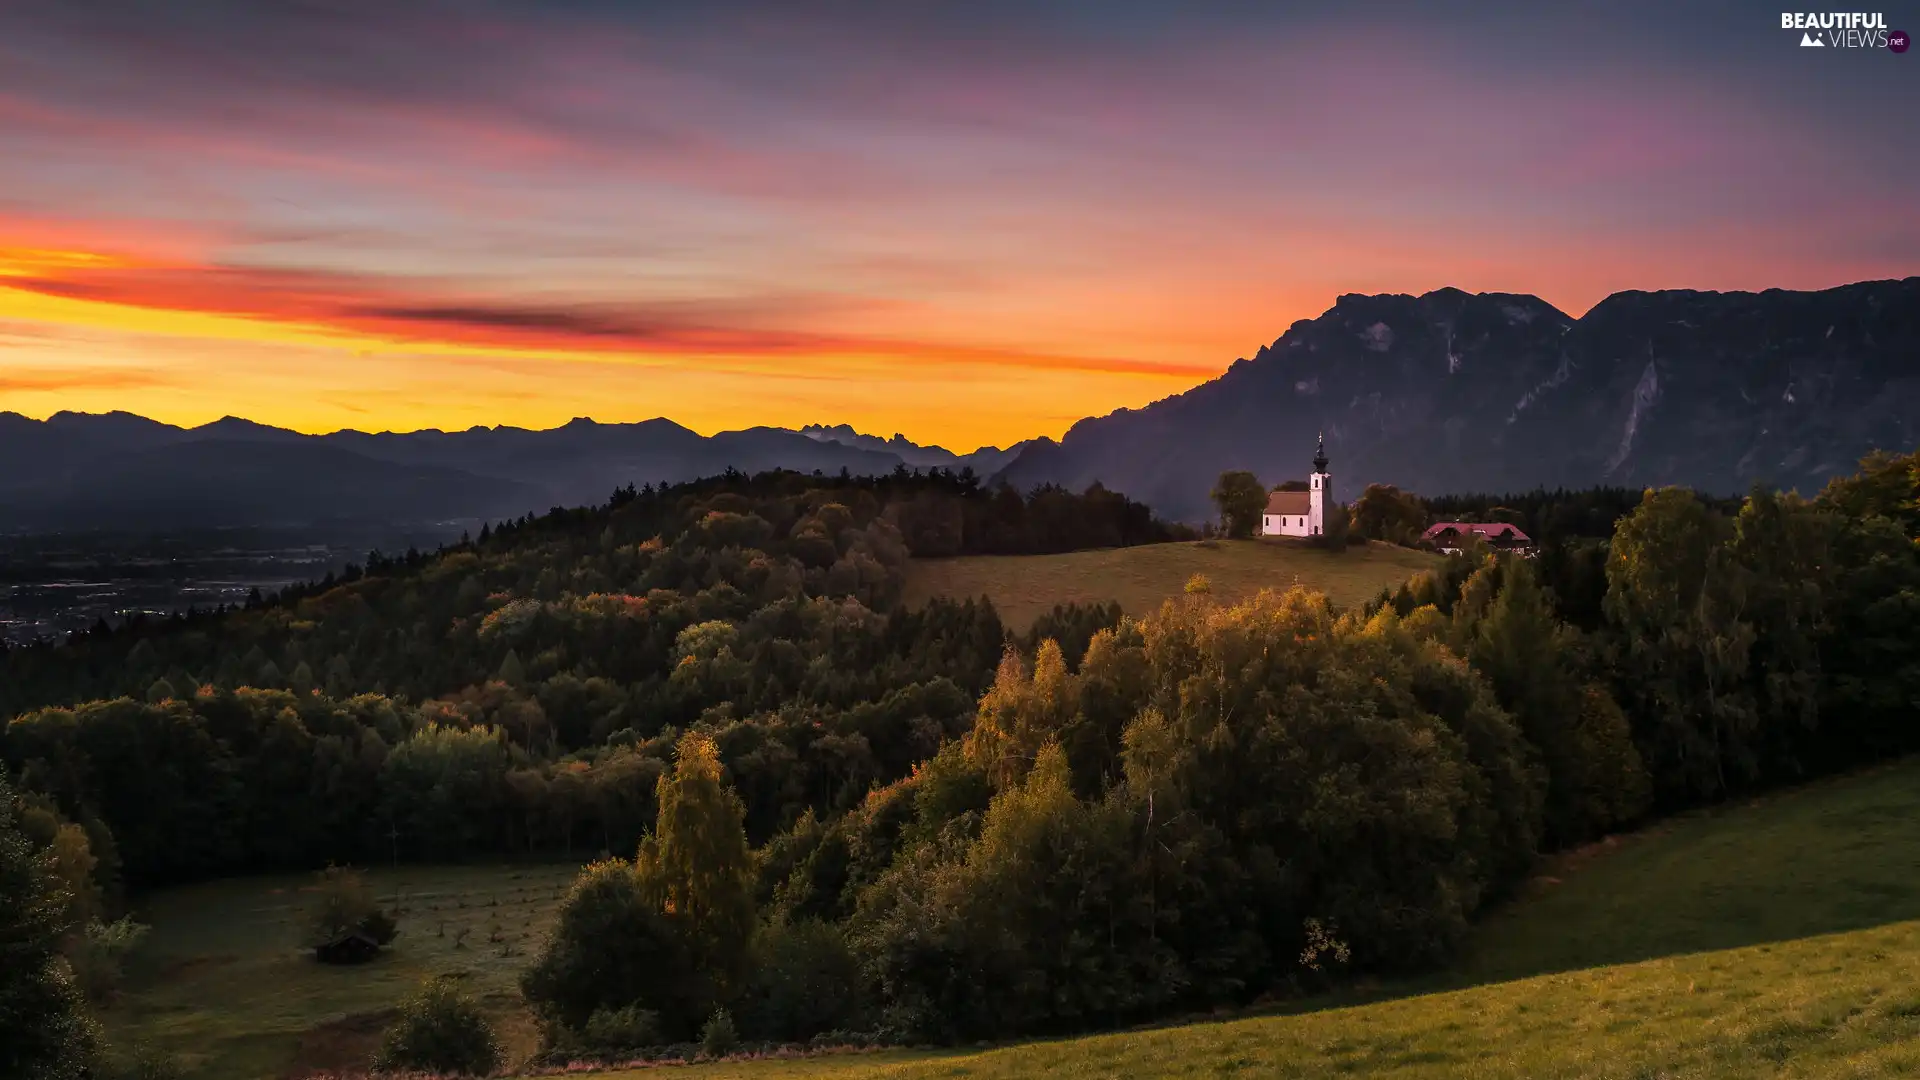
<box><xmin>3</xmin><ymin>451</ymin><xmax>1919</xmax><ymax>1074</ymax></box>
<box><xmin>0</xmin><ymin>470</ymin><xmax>1180</xmax><ymax>885</ymax></box>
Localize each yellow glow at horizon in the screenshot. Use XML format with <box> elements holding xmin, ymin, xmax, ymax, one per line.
<box><xmin>0</xmin><ymin>280</ymin><xmax>1209</xmax><ymax>447</ymax></box>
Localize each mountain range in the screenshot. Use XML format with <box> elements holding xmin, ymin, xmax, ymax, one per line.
<box><xmin>0</xmin><ymin>413</ymin><xmax>1024</xmax><ymax>532</ymax></box>
<box><xmin>2</xmin><ymin>277</ymin><xmax>1913</xmax><ymax>532</ymax></box>
<box><xmin>996</xmin><ymin>277</ymin><xmax>1920</xmax><ymax>522</ymax></box>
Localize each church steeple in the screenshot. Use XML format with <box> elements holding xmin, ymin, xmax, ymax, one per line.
<box><xmin>1312</xmin><ymin>431</ymin><xmax>1329</xmax><ymax>474</ymax></box>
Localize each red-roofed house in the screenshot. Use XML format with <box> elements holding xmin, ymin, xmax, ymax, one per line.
<box><xmin>1421</xmin><ymin>521</ymin><xmax>1534</xmax><ymax>555</ymax></box>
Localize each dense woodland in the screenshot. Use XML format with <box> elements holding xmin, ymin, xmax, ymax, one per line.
<box><xmin>4</xmin><ymin>452</ymin><xmax>1919</xmax><ymax>1070</ymax></box>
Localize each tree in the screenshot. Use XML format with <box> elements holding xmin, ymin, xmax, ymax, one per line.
<box><xmin>521</xmin><ymin>859</ymin><xmax>704</xmax><ymax>1039</ymax></box>
<box><xmin>637</xmin><ymin>732</ymin><xmax>756</xmax><ymax>995</ymax></box>
<box><xmin>0</xmin><ymin>766</ymin><xmax>101</xmax><ymax>1079</ymax></box>
<box><xmin>496</xmin><ymin>648</ymin><xmax>527</xmax><ymax>688</ymax></box>
<box><xmin>1210</xmin><ymin>471</ymin><xmax>1266</xmax><ymax>539</ymax></box>
<box><xmin>1459</xmin><ymin>558</ymin><xmax>1648</xmax><ymax>844</ymax></box>
<box><xmin>374</xmin><ymin>975</ymin><xmax>503</xmax><ymax>1076</ymax></box>
<box><xmin>737</xmin><ymin>918</ymin><xmax>869</xmax><ymax>1042</ymax></box>
<box><xmin>302</xmin><ymin>865</ymin><xmax>398</xmax><ymax>963</ymax></box>
<box><xmin>1314</xmin><ymin>502</ymin><xmax>1352</xmax><ymax>551</ymax></box>
<box><xmin>1351</xmin><ymin>483</ymin><xmax>1429</xmax><ymax>545</ymax></box>
<box><xmin>965</xmin><ymin>643</ymin><xmax>1078</xmax><ymax>790</ymax></box>
<box><xmin>1605</xmin><ymin>487</ymin><xmax>1713</xmax><ymax>803</ymax></box>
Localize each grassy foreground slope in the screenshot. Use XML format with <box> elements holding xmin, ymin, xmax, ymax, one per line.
<box><xmin>580</xmin><ymin>760</ymin><xmax>1920</xmax><ymax>1080</ymax></box>
<box><xmin>900</xmin><ymin>538</ymin><xmax>1438</xmax><ymax>629</ymax></box>
<box><xmin>108</xmin><ymin>863</ymin><xmax>580</xmax><ymax>1079</ymax></box>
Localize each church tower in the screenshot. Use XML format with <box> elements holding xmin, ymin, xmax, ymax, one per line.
<box><xmin>1308</xmin><ymin>432</ymin><xmax>1331</xmax><ymax>535</ymax></box>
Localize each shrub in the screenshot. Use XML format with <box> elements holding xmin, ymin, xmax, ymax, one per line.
<box><xmin>303</xmin><ymin>865</ymin><xmax>398</xmax><ymax>962</ymax></box>
<box><xmin>579</xmin><ymin>1004</ymin><xmax>662</xmax><ymax>1052</ymax></box>
<box><xmin>373</xmin><ymin>976</ymin><xmax>503</xmax><ymax>1076</ymax></box>
<box><xmin>68</xmin><ymin>917</ymin><xmax>150</xmax><ymax>1004</ymax></box>
<box><xmin>700</xmin><ymin>1008</ymin><xmax>739</xmax><ymax>1058</ymax></box>
<box><xmin>521</xmin><ymin>860</ymin><xmax>708</xmax><ymax>1040</ymax></box>
<box><xmin>737</xmin><ymin>918</ymin><xmax>870</xmax><ymax>1042</ymax></box>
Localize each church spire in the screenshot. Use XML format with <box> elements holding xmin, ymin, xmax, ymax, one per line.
<box><xmin>1312</xmin><ymin>431</ymin><xmax>1329</xmax><ymax>474</ymax></box>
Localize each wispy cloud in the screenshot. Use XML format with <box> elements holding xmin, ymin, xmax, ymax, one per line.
<box><xmin>0</xmin><ymin>365</ymin><xmax>170</xmax><ymax>393</ymax></box>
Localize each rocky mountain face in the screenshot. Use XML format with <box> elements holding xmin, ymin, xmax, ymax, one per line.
<box><xmin>0</xmin><ymin>415</ymin><xmax>958</xmax><ymax>531</ymax></box>
<box><xmin>993</xmin><ymin>279</ymin><xmax>1920</xmax><ymax>523</ymax></box>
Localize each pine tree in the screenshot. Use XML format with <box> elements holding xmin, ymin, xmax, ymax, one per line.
<box><xmin>497</xmin><ymin>649</ymin><xmax>526</xmax><ymax>688</ymax></box>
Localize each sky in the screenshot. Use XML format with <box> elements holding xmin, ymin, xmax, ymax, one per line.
<box><xmin>1</xmin><ymin>1</ymin><xmax>1913</xmax><ymax>451</ymax></box>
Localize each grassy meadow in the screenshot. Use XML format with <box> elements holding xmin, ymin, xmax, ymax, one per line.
<box><xmin>568</xmin><ymin>760</ymin><xmax>1920</xmax><ymax>1079</ymax></box>
<box><xmin>899</xmin><ymin>538</ymin><xmax>1439</xmax><ymax>630</ymax></box>
<box><xmin>106</xmin><ymin>862</ymin><xmax>582</xmax><ymax>1079</ymax></box>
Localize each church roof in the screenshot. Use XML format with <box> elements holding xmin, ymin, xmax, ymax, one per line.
<box><xmin>1266</xmin><ymin>490</ymin><xmax>1311</xmax><ymax>515</ymax></box>
<box><xmin>1422</xmin><ymin>521</ymin><xmax>1532</xmax><ymax>542</ymax></box>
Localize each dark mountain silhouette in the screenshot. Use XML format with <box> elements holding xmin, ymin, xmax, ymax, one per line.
<box><xmin>2</xmin><ymin>440</ymin><xmax>542</xmax><ymax>531</ymax></box>
<box><xmin>795</xmin><ymin>423</ymin><xmax>1027</xmax><ymax>475</ymax></box>
<box><xmin>991</xmin><ymin>278</ymin><xmax>1920</xmax><ymax>522</ymax></box>
<box><xmin>0</xmin><ymin>414</ymin><xmax>988</xmax><ymax>531</ymax></box>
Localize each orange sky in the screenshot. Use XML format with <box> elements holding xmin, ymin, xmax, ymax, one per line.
<box><xmin>2</xmin><ymin>4</ymin><xmax>1912</xmax><ymax>451</ymax></box>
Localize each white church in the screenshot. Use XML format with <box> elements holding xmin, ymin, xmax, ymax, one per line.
<box><xmin>1260</xmin><ymin>434</ymin><xmax>1332</xmax><ymax>538</ymax></box>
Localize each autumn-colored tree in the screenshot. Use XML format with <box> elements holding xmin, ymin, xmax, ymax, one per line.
<box><xmin>965</xmin><ymin>642</ymin><xmax>1079</xmax><ymax>790</ymax></box>
<box><xmin>44</xmin><ymin>823</ymin><xmax>101</xmax><ymax>935</ymax></box>
<box><xmin>638</xmin><ymin>732</ymin><xmax>755</xmax><ymax>993</ymax></box>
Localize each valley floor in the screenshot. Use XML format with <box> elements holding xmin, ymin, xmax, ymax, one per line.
<box><xmin>898</xmin><ymin>538</ymin><xmax>1438</xmax><ymax>630</ymax></box>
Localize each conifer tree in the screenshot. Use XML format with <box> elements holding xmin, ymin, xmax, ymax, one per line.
<box><xmin>497</xmin><ymin>649</ymin><xmax>526</xmax><ymax>688</ymax></box>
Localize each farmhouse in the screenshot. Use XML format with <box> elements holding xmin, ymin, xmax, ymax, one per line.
<box><xmin>1422</xmin><ymin>521</ymin><xmax>1534</xmax><ymax>555</ymax></box>
<box><xmin>1261</xmin><ymin>434</ymin><xmax>1332</xmax><ymax>538</ymax></box>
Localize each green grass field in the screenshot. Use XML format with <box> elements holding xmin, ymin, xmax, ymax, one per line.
<box><xmin>105</xmin><ymin>862</ymin><xmax>582</xmax><ymax>1078</ymax></box>
<box><xmin>899</xmin><ymin>539</ymin><xmax>1439</xmax><ymax>630</ymax></box>
<box><xmin>557</xmin><ymin>760</ymin><xmax>1920</xmax><ymax>1079</ymax></box>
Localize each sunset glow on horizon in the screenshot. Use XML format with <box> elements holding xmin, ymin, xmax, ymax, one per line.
<box><xmin>3</xmin><ymin>2</ymin><xmax>1913</xmax><ymax>451</ymax></box>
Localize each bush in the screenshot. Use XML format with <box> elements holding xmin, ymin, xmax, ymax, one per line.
<box><xmin>737</xmin><ymin>918</ymin><xmax>869</xmax><ymax>1042</ymax></box>
<box><xmin>68</xmin><ymin>917</ymin><xmax>150</xmax><ymax>1004</ymax></box>
<box><xmin>373</xmin><ymin>976</ymin><xmax>503</xmax><ymax>1076</ymax></box>
<box><xmin>521</xmin><ymin>860</ymin><xmax>708</xmax><ymax>1041</ymax></box>
<box><xmin>578</xmin><ymin>1004</ymin><xmax>662</xmax><ymax>1052</ymax></box>
<box><xmin>700</xmin><ymin>1008</ymin><xmax>739</xmax><ymax>1058</ymax></box>
<box><xmin>303</xmin><ymin>865</ymin><xmax>398</xmax><ymax>962</ymax></box>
